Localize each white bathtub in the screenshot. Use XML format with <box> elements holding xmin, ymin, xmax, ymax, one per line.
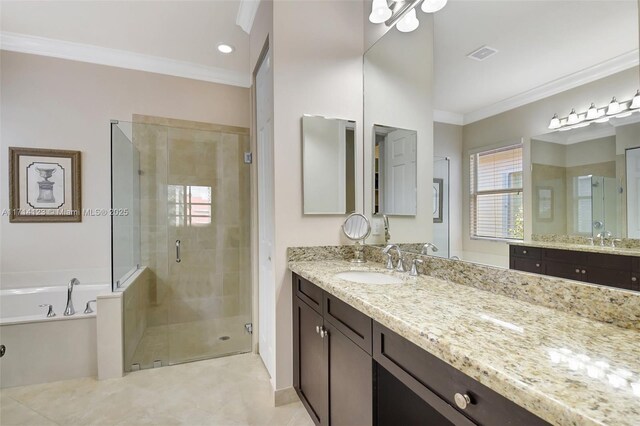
<box><xmin>0</xmin><ymin>283</ymin><xmax>111</xmax><ymax>388</ymax></box>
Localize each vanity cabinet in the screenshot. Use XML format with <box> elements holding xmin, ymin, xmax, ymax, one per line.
<box><xmin>510</xmin><ymin>245</ymin><xmax>639</xmax><ymax>291</ymax></box>
<box><xmin>293</xmin><ymin>274</ymin><xmax>372</xmax><ymax>426</ymax></box>
<box><xmin>292</xmin><ymin>273</ymin><xmax>548</xmax><ymax>426</ymax></box>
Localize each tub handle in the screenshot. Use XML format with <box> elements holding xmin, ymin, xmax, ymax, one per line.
<box><xmin>39</xmin><ymin>304</ymin><xmax>56</xmax><ymax>318</ymax></box>
<box><xmin>176</xmin><ymin>240</ymin><xmax>181</xmax><ymax>263</ymax></box>
<box><xmin>84</xmin><ymin>300</ymin><xmax>97</xmax><ymax>314</ymax></box>
<box><xmin>0</xmin><ymin>345</ymin><xmax>5</xmax><ymax>358</ymax></box>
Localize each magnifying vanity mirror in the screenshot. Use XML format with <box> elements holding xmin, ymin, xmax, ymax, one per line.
<box><xmin>302</xmin><ymin>115</ymin><xmax>356</xmax><ymax>215</ymax></box>
<box><xmin>342</xmin><ymin>213</ymin><xmax>372</xmax><ymax>263</ymax></box>
<box><xmin>362</xmin><ymin>0</ymin><xmax>640</xmax><ymax>274</ymax></box>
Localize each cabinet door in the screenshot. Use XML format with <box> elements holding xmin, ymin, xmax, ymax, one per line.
<box><xmin>545</xmin><ymin>261</ymin><xmax>581</xmax><ymax>281</ymax></box>
<box><xmin>325</xmin><ymin>322</ymin><xmax>372</xmax><ymax>426</ymax></box>
<box><xmin>584</xmin><ymin>267</ymin><xmax>632</xmax><ymax>290</ymax></box>
<box><xmin>293</xmin><ymin>297</ymin><xmax>327</xmax><ymax>425</ymax></box>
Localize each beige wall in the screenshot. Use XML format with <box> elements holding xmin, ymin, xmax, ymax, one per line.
<box><xmin>249</xmin><ymin>0</ymin><xmax>364</xmax><ymax>393</ymax></box>
<box><xmin>0</xmin><ymin>51</ymin><xmax>250</xmax><ymax>289</ymax></box>
<box><xmin>461</xmin><ymin>67</ymin><xmax>639</xmax><ymax>264</ymax></box>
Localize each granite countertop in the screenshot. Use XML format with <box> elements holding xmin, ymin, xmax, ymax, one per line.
<box><xmin>289</xmin><ymin>259</ymin><xmax>640</xmax><ymax>426</ymax></box>
<box><xmin>511</xmin><ymin>240</ymin><xmax>640</xmax><ymax>256</ymax></box>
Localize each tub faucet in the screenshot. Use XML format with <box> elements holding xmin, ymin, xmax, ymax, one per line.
<box><xmin>421</xmin><ymin>243</ymin><xmax>439</xmax><ymax>255</ymax></box>
<box><xmin>64</xmin><ymin>278</ymin><xmax>80</xmax><ymax>316</ymax></box>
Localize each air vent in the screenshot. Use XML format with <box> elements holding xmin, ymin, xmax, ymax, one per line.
<box><xmin>467</xmin><ymin>45</ymin><xmax>498</xmax><ymax>61</ymax></box>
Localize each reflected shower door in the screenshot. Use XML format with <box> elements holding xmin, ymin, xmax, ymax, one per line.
<box><xmin>432</xmin><ymin>157</ymin><xmax>450</xmax><ymax>258</ymax></box>
<box><xmin>166</xmin><ymin>126</ymin><xmax>252</xmax><ymax>365</ymax></box>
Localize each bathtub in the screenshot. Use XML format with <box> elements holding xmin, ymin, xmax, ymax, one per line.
<box><xmin>0</xmin><ymin>283</ymin><xmax>111</xmax><ymax>388</ymax></box>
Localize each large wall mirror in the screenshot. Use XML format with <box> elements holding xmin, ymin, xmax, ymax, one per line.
<box><xmin>302</xmin><ymin>115</ymin><xmax>356</xmax><ymax>214</ymax></box>
<box><xmin>363</xmin><ymin>0</ymin><xmax>639</xmax><ymax>270</ymax></box>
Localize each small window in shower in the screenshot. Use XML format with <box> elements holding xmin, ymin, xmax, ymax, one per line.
<box><xmin>168</xmin><ymin>185</ymin><xmax>212</xmax><ymax>226</ymax></box>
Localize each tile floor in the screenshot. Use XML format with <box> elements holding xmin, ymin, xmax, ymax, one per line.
<box><xmin>1</xmin><ymin>354</ymin><xmax>313</xmax><ymax>426</ymax></box>
<box><xmin>130</xmin><ymin>316</ymin><xmax>251</xmax><ymax>369</ymax></box>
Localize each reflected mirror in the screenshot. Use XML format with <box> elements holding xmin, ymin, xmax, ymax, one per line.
<box><xmin>373</xmin><ymin>125</ymin><xmax>417</xmax><ymax>216</ymax></box>
<box><xmin>302</xmin><ymin>115</ymin><xmax>356</xmax><ymax>214</ymax></box>
<box><xmin>532</xmin><ymin>116</ymin><xmax>640</xmax><ymax>240</ymax></box>
<box><xmin>363</xmin><ymin>0</ymin><xmax>639</xmax><ymax>270</ymax></box>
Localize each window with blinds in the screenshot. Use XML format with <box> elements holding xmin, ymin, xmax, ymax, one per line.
<box><xmin>470</xmin><ymin>144</ymin><xmax>524</xmax><ymax>240</ymax></box>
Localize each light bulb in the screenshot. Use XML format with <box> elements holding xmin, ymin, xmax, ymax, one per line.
<box><xmin>396</xmin><ymin>8</ymin><xmax>419</xmax><ymax>32</ymax></box>
<box><xmin>586</xmin><ymin>103</ymin><xmax>598</xmax><ymax>120</ymax></box>
<box><xmin>369</xmin><ymin>0</ymin><xmax>392</xmax><ymax>24</ymax></box>
<box><xmin>606</xmin><ymin>97</ymin><xmax>620</xmax><ymax>115</ymax></box>
<box><xmin>567</xmin><ymin>109</ymin><xmax>580</xmax><ymax>125</ymax></box>
<box><xmin>548</xmin><ymin>113</ymin><xmax>561</xmax><ymax>130</ymax></box>
<box><xmin>421</xmin><ymin>0</ymin><xmax>448</xmax><ymax>13</ymax></box>
<box><xmin>631</xmin><ymin>90</ymin><xmax>640</xmax><ymax>109</ymax></box>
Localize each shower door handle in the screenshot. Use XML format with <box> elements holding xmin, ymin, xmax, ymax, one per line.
<box><xmin>176</xmin><ymin>240</ymin><xmax>181</xmax><ymax>263</ymax></box>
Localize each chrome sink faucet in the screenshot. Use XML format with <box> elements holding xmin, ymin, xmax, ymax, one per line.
<box><xmin>383</xmin><ymin>244</ymin><xmax>405</xmax><ymax>272</ymax></box>
<box><xmin>421</xmin><ymin>243</ymin><xmax>439</xmax><ymax>255</ymax></box>
<box><xmin>596</xmin><ymin>231</ymin><xmax>612</xmax><ymax>247</ymax></box>
<box><xmin>64</xmin><ymin>278</ymin><xmax>80</xmax><ymax>316</ymax></box>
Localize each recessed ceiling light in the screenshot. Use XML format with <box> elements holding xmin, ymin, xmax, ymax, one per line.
<box><xmin>217</xmin><ymin>43</ymin><xmax>235</xmax><ymax>54</ymax></box>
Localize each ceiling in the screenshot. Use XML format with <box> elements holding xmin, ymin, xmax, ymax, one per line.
<box><xmin>0</xmin><ymin>0</ymin><xmax>250</xmax><ymax>83</ymax></box>
<box><xmin>433</xmin><ymin>0</ymin><xmax>639</xmax><ymax>123</ymax></box>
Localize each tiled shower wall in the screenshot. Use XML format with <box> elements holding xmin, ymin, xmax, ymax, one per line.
<box><xmin>132</xmin><ymin>115</ymin><xmax>251</xmax><ymax>337</ymax></box>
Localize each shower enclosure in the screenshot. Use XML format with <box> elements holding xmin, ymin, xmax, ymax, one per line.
<box><xmin>111</xmin><ymin>117</ymin><xmax>252</xmax><ymax>370</ymax></box>
<box><xmin>432</xmin><ymin>156</ymin><xmax>450</xmax><ymax>258</ymax></box>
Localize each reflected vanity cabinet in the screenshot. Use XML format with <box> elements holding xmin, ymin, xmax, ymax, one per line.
<box><xmin>510</xmin><ymin>245</ymin><xmax>640</xmax><ymax>292</ymax></box>
<box><xmin>292</xmin><ymin>273</ymin><xmax>549</xmax><ymax>426</ymax></box>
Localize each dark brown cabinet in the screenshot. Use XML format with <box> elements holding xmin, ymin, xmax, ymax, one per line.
<box><xmin>293</xmin><ymin>274</ymin><xmax>372</xmax><ymax>426</ymax></box>
<box><xmin>292</xmin><ymin>273</ymin><xmax>548</xmax><ymax>426</ymax></box>
<box><xmin>510</xmin><ymin>245</ymin><xmax>639</xmax><ymax>292</ymax></box>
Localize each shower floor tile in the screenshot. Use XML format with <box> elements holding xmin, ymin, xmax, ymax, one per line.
<box><xmin>130</xmin><ymin>315</ymin><xmax>251</xmax><ymax>369</ymax></box>
<box><xmin>1</xmin><ymin>353</ymin><xmax>313</xmax><ymax>426</ymax></box>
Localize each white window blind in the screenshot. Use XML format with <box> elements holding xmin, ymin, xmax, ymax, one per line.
<box><xmin>470</xmin><ymin>144</ymin><xmax>523</xmax><ymax>240</ymax></box>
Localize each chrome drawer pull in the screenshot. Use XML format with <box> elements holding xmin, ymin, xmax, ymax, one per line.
<box><xmin>454</xmin><ymin>393</ymin><xmax>472</xmax><ymax>410</ymax></box>
<box><xmin>522</xmin><ymin>250</ymin><xmax>527</xmax><ymax>254</ymax></box>
<box><xmin>315</xmin><ymin>325</ymin><xmax>321</xmax><ymax>334</ymax></box>
<box><xmin>632</xmin><ymin>277</ymin><xmax>637</xmax><ymax>282</ymax></box>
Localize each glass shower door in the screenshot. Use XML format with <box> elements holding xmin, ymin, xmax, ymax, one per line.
<box><xmin>166</xmin><ymin>126</ymin><xmax>252</xmax><ymax>365</ymax></box>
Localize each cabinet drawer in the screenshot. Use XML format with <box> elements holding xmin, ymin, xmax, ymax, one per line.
<box><xmin>510</xmin><ymin>258</ymin><xmax>545</xmax><ymax>274</ymax></box>
<box><xmin>324</xmin><ymin>293</ymin><xmax>372</xmax><ymax>354</ymax></box>
<box><xmin>373</xmin><ymin>322</ymin><xmax>549</xmax><ymax>426</ymax></box>
<box><xmin>586</xmin><ymin>253</ymin><xmax>632</xmax><ymax>271</ymax></box>
<box><xmin>543</xmin><ymin>248</ymin><xmax>587</xmax><ymax>264</ymax></box>
<box><xmin>294</xmin><ymin>273</ymin><xmax>323</xmax><ymax>313</ymax></box>
<box><xmin>510</xmin><ymin>245</ymin><xmax>541</xmax><ymax>259</ymax></box>
<box><xmin>545</xmin><ymin>262</ymin><xmax>581</xmax><ymax>281</ymax></box>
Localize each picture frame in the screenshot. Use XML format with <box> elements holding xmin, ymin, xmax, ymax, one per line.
<box><xmin>536</xmin><ymin>186</ymin><xmax>553</xmax><ymax>221</ymax></box>
<box><xmin>9</xmin><ymin>147</ymin><xmax>82</xmax><ymax>223</ymax></box>
<box><xmin>433</xmin><ymin>178</ymin><xmax>443</xmax><ymax>223</ymax></box>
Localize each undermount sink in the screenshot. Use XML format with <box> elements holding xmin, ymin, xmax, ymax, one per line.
<box><xmin>333</xmin><ymin>271</ymin><xmax>403</xmax><ymax>285</ymax></box>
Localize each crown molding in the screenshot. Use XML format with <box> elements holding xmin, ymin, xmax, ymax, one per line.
<box><xmin>236</xmin><ymin>0</ymin><xmax>261</xmax><ymax>34</ymax></box>
<box><xmin>0</xmin><ymin>32</ymin><xmax>251</xmax><ymax>88</ymax></box>
<box><xmin>463</xmin><ymin>49</ymin><xmax>640</xmax><ymax>125</ymax></box>
<box><xmin>434</xmin><ymin>110</ymin><xmax>464</xmax><ymax>126</ymax></box>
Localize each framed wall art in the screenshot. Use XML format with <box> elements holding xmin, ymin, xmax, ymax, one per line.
<box><xmin>9</xmin><ymin>147</ymin><xmax>81</xmax><ymax>223</ymax></box>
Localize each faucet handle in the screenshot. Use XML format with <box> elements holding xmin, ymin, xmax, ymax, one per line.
<box><xmin>84</xmin><ymin>300</ymin><xmax>97</xmax><ymax>314</ymax></box>
<box><xmin>409</xmin><ymin>259</ymin><xmax>424</xmax><ymax>277</ymax></box>
<box><xmin>587</xmin><ymin>238</ymin><xmax>594</xmax><ymax>246</ymax></box>
<box><xmin>396</xmin><ymin>256</ymin><xmax>406</xmax><ymax>273</ymax></box>
<box><xmin>611</xmin><ymin>239</ymin><xmax>622</xmax><ymax>248</ymax></box>
<box><xmin>39</xmin><ymin>304</ymin><xmax>56</xmax><ymax>318</ymax></box>
<box><xmin>384</xmin><ymin>252</ymin><xmax>394</xmax><ymax>270</ymax></box>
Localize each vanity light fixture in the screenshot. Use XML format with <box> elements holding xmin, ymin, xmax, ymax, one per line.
<box><xmin>421</xmin><ymin>0</ymin><xmax>448</xmax><ymax>13</ymax></box>
<box><xmin>217</xmin><ymin>43</ymin><xmax>235</xmax><ymax>54</ymax></box>
<box><xmin>567</xmin><ymin>108</ymin><xmax>580</xmax><ymax>125</ymax></box>
<box><xmin>631</xmin><ymin>89</ymin><xmax>640</xmax><ymax>109</ymax></box>
<box><xmin>371</xmin><ymin>0</ymin><xmax>447</xmax><ymax>33</ymax></box>
<box><xmin>369</xmin><ymin>0</ymin><xmax>393</xmax><ymax>23</ymax></box>
<box><xmin>396</xmin><ymin>8</ymin><xmax>419</xmax><ymax>32</ymax></box>
<box><xmin>585</xmin><ymin>103</ymin><xmax>599</xmax><ymax>120</ymax></box>
<box><xmin>547</xmin><ymin>90</ymin><xmax>640</xmax><ymax>131</ymax></box>
<box><xmin>606</xmin><ymin>97</ymin><xmax>620</xmax><ymax>115</ymax></box>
